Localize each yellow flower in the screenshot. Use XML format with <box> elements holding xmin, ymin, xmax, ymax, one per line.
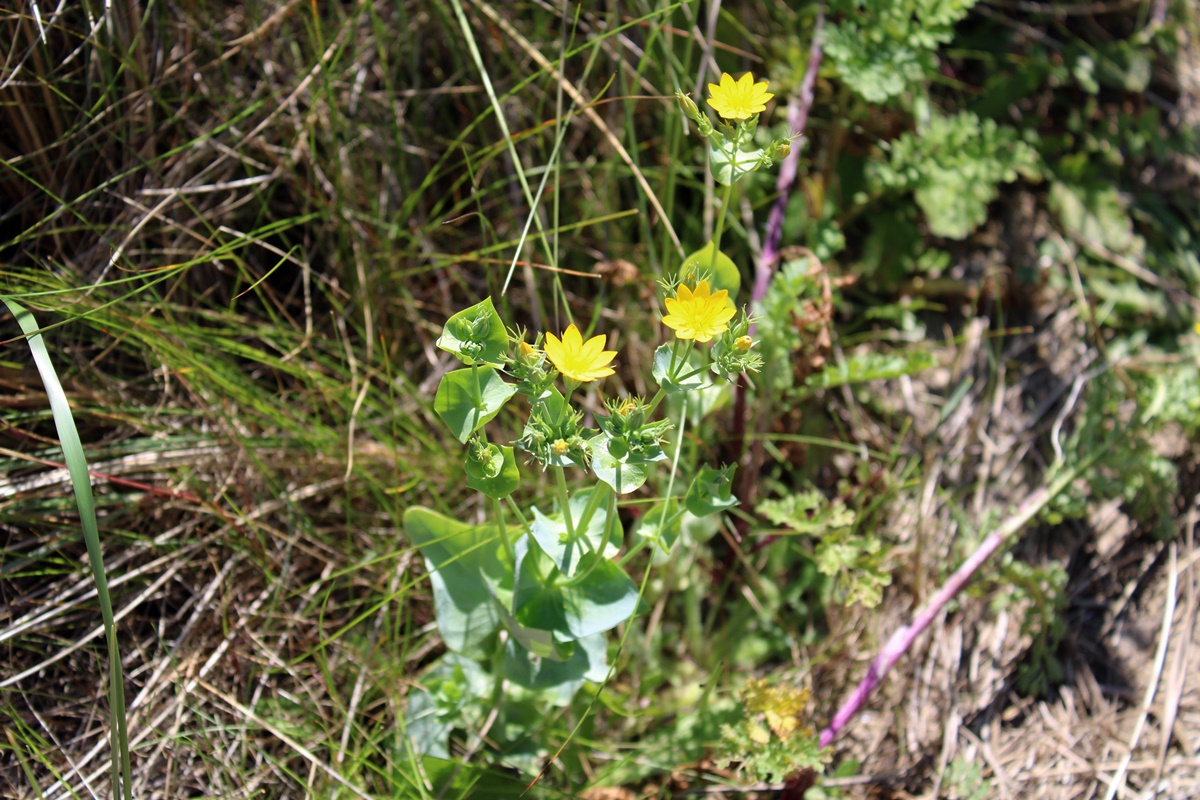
<box><xmin>543</xmin><ymin>324</ymin><xmax>617</xmax><ymax>382</ymax></box>
<box><xmin>662</xmin><ymin>280</ymin><xmax>737</xmax><ymax>343</ymax></box>
<box><xmin>707</xmin><ymin>72</ymin><xmax>773</xmax><ymax>121</ymax></box>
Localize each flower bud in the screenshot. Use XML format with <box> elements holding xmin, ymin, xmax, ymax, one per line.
<box><xmin>735</xmin><ymin>335</ymin><xmax>754</xmax><ymax>352</ymax></box>
<box><xmin>776</xmin><ymin>142</ymin><xmax>791</xmax><ymax>160</ymax></box>
<box><xmin>608</xmin><ymin>435</ymin><xmax>629</xmax><ymax>460</ymax></box>
<box><xmin>676</xmin><ymin>91</ymin><xmax>701</xmax><ymax>122</ymax></box>
<box><xmin>551</xmin><ymin>439</ymin><xmax>570</xmax><ymax>457</ymax></box>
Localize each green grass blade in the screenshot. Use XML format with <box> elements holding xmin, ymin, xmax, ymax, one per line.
<box><xmin>1</xmin><ymin>298</ymin><xmax>133</xmax><ymax>800</ymax></box>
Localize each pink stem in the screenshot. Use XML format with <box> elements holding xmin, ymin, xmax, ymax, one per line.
<box><xmin>819</xmin><ymin>485</ymin><xmax>1053</xmax><ymax>748</ymax></box>
<box><xmin>750</xmin><ymin>9</ymin><xmax>824</xmax><ymax>316</ymax></box>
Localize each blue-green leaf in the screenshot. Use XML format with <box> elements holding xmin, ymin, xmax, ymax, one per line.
<box><xmin>513</xmin><ymin>538</ymin><xmax>638</xmax><ymax>642</ymax></box>
<box><xmin>436</xmin><ymin>297</ymin><xmax>508</xmax><ymax>365</ymax></box>
<box><xmin>501</xmin><ymin>634</ymin><xmax>607</xmax><ymax>705</ymax></box>
<box><xmin>465</xmin><ymin>444</ymin><xmax>520</xmax><ymax>499</ymax></box>
<box><xmin>404</xmin><ymin>507</ymin><xmax>514</xmax><ymax>657</ymax></box>
<box><xmin>434</xmin><ymin>366</ymin><xmax>517</xmax><ymax>443</ymax></box>
<box><xmin>685</xmin><ymin>464</ymin><xmax>739</xmax><ymax>517</ymax></box>
<box><xmin>529</xmin><ymin>488</ymin><xmax>617</xmax><ymax>576</ymax></box>
<box><xmin>652</xmin><ymin>344</ymin><xmax>706</xmax><ymax>394</ymax></box>
<box><xmin>591</xmin><ymin>438</ymin><xmax>651</xmax><ymax>495</ymax></box>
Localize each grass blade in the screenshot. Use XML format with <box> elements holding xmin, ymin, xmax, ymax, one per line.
<box><xmin>1</xmin><ymin>298</ymin><xmax>133</xmax><ymax>800</ymax></box>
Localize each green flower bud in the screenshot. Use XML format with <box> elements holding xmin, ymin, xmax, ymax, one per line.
<box><xmin>608</xmin><ymin>435</ymin><xmax>629</xmax><ymax>460</ymax></box>
<box><xmin>676</xmin><ymin>91</ymin><xmax>701</xmax><ymax>122</ymax></box>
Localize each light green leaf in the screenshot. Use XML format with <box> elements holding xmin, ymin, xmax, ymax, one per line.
<box><xmin>591</xmin><ymin>438</ymin><xmax>650</xmax><ymax>495</ymax></box>
<box><xmin>434</xmin><ymin>366</ymin><xmax>518</xmax><ymax>443</ymax></box>
<box><xmin>685</xmin><ymin>464</ymin><xmax>739</xmax><ymax>518</ymax></box>
<box><xmin>652</xmin><ymin>344</ymin><xmax>706</xmax><ymax>394</ymax></box>
<box><xmin>679</xmin><ymin>240</ymin><xmax>741</xmax><ymax>300</ymax></box>
<box><xmin>530</xmin><ymin>488</ymin><xmax>618</xmax><ymax>576</ymax></box>
<box><xmin>436</xmin><ymin>297</ymin><xmax>508</xmax><ymax>365</ymax></box>
<box><xmin>404</xmin><ymin>507</ymin><xmax>514</xmax><ymax>657</ymax></box>
<box><xmin>710</xmin><ymin>141</ymin><xmax>765</xmax><ymax>186</ymax></box>
<box><xmin>635</xmin><ymin>500</ymin><xmax>682</xmax><ymax>552</ymax></box>
<box><xmin>465</xmin><ymin>444</ymin><xmax>519</xmax><ymax>499</ymax></box>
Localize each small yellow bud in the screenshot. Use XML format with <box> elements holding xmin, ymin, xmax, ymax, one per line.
<box><xmin>776</xmin><ymin>142</ymin><xmax>791</xmax><ymax>160</ymax></box>
<box><xmin>518</xmin><ymin>340</ymin><xmax>535</xmax><ymax>358</ymax></box>
<box><xmin>551</xmin><ymin>439</ymin><xmax>570</xmax><ymax>456</ymax></box>
<box><xmin>618</xmin><ymin>399</ymin><xmax>638</xmax><ymax>417</ymax></box>
<box><xmin>735</xmin><ymin>335</ymin><xmax>754</xmax><ymax>352</ymax></box>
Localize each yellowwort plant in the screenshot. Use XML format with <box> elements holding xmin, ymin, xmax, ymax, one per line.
<box><xmin>403</xmin><ymin>72</ymin><xmax>793</xmax><ymax>774</ymax></box>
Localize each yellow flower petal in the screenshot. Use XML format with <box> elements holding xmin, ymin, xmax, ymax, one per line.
<box><xmin>543</xmin><ymin>324</ymin><xmax>616</xmax><ymax>382</ymax></box>
<box><xmin>706</xmin><ymin>71</ymin><xmax>774</xmax><ymax>121</ymax></box>
<box><xmin>660</xmin><ymin>279</ymin><xmax>736</xmax><ymax>343</ymax></box>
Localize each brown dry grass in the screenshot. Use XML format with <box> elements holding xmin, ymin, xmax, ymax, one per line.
<box><xmin>2</xmin><ymin>2</ymin><xmax>1199</xmax><ymax>799</ymax></box>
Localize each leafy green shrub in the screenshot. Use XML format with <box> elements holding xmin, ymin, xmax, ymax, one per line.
<box><xmin>870</xmin><ymin>111</ymin><xmax>1040</xmax><ymax>240</ymax></box>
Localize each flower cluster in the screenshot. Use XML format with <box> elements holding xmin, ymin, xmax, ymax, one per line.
<box><xmin>675</xmin><ymin>71</ymin><xmax>796</xmax><ymax>186</ymax></box>
<box><xmin>709</xmin><ymin>315</ymin><xmax>763</xmax><ymax>380</ymax></box>
<box><xmin>657</xmin><ymin>277</ymin><xmax>761</xmax><ymax>384</ymax></box>
<box><xmin>596</xmin><ymin>397</ymin><xmax>672</xmax><ymax>462</ymax></box>
<box><xmin>518</xmin><ymin>400</ymin><xmax>592</xmax><ymax>469</ymax></box>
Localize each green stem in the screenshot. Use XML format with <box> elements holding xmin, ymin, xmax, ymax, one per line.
<box><xmin>565</xmin><ymin>489</ymin><xmax>620</xmax><ymax>586</ymax></box>
<box><xmin>710</xmin><ymin>179</ymin><xmax>735</xmax><ymax>277</ymax></box>
<box><xmin>555</xmin><ymin>466</ymin><xmax>575</xmax><ymax>539</ymax></box>
<box><xmin>617</xmin><ymin>535</ymin><xmax>650</xmax><ymax>567</ymax></box>
<box><xmin>708</xmin><ymin>121</ymin><xmax>738</xmax><ymax>279</ymax></box>
<box><xmin>660</xmin><ymin>399</ymin><xmax>688</xmax><ymax>533</ymax></box>
<box><xmin>504</xmin><ymin>495</ymin><xmax>530</xmax><ymax>532</ymax></box>
<box><xmin>471</xmin><ymin>364</ymin><xmax>484</xmax><ymax>431</ymax></box>
<box><xmin>574</xmin><ymin>482</ymin><xmax>611</xmax><ymax>553</ymax></box>
<box><xmin>490</xmin><ymin>495</ymin><xmax>515</xmax><ymax>565</ymax></box>
<box><xmin>668</xmin><ymin>338</ymin><xmax>694</xmax><ymax>383</ymax></box>
<box><xmin>645</xmin><ymin>388</ymin><xmax>667</xmax><ymax>416</ymax></box>
<box><xmin>558</xmin><ymin>380</ymin><xmax>577</xmax><ymax>426</ymax></box>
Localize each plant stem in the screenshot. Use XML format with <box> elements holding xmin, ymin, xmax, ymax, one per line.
<box><xmin>555</xmin><ymin>465</ymin><xmax>575</xmax><ymax>539</ymax></box>
<box><xmin>751</xmin><ymin>8</ymin><xmax>825</xmax><ymax>314</ymax></box>
<box><xmin>645</xmin><ymin>388</ymin><xmax>667</xmax><ymax>416</ymax></box>
<box><xmin>504</xmin><ymin>495</ymin><xmax>530</xmax><ymax>532</ymax></box>
<box><xmin>564</xmin><ymin>489</ymin><xmax>619</xmax><ymax>586</ymax></box>
<box><xmin>574</xmin><ymin>482</ymin><xmax>610</xmax><ymax>552</ymax></box>
<box><xmin>660</xmin><ymin>400</ymin><xmax>688</xmax><ymax>531</ymax></box>
<box><xmin>709</xmin><ymin>179</ymin><xmax>735</xmax><ymax>278</ymax></box>
<box><xmin>617</xmin><ymin>532</ymin><xmax>653</xmax><ymax>567</ymax></box>
<box><xmin>818</xmin><ymin>444</ymin><xmax>1113</xmax><ymax>748</ymax></box>
<box><xmin>490</xmin><ymin>495</ymin><xmax>515</xmax><ymax>564</ymax></box>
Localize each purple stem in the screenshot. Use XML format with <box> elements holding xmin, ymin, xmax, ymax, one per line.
<box><xmin>750</xmin><ymin>8</ymin><xmax>824</xmax><ymax>317</ymax></box>
<box><xmin>818</xmin><ymin>484</ymin><xmax>1054</xmax><ymax>748</ymax></box>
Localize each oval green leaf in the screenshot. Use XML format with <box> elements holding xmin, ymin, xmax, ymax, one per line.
<box><xmin>434</xmin><ymin>366</ymin><xmax>518</xmax><ymax>443</ymax></box>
